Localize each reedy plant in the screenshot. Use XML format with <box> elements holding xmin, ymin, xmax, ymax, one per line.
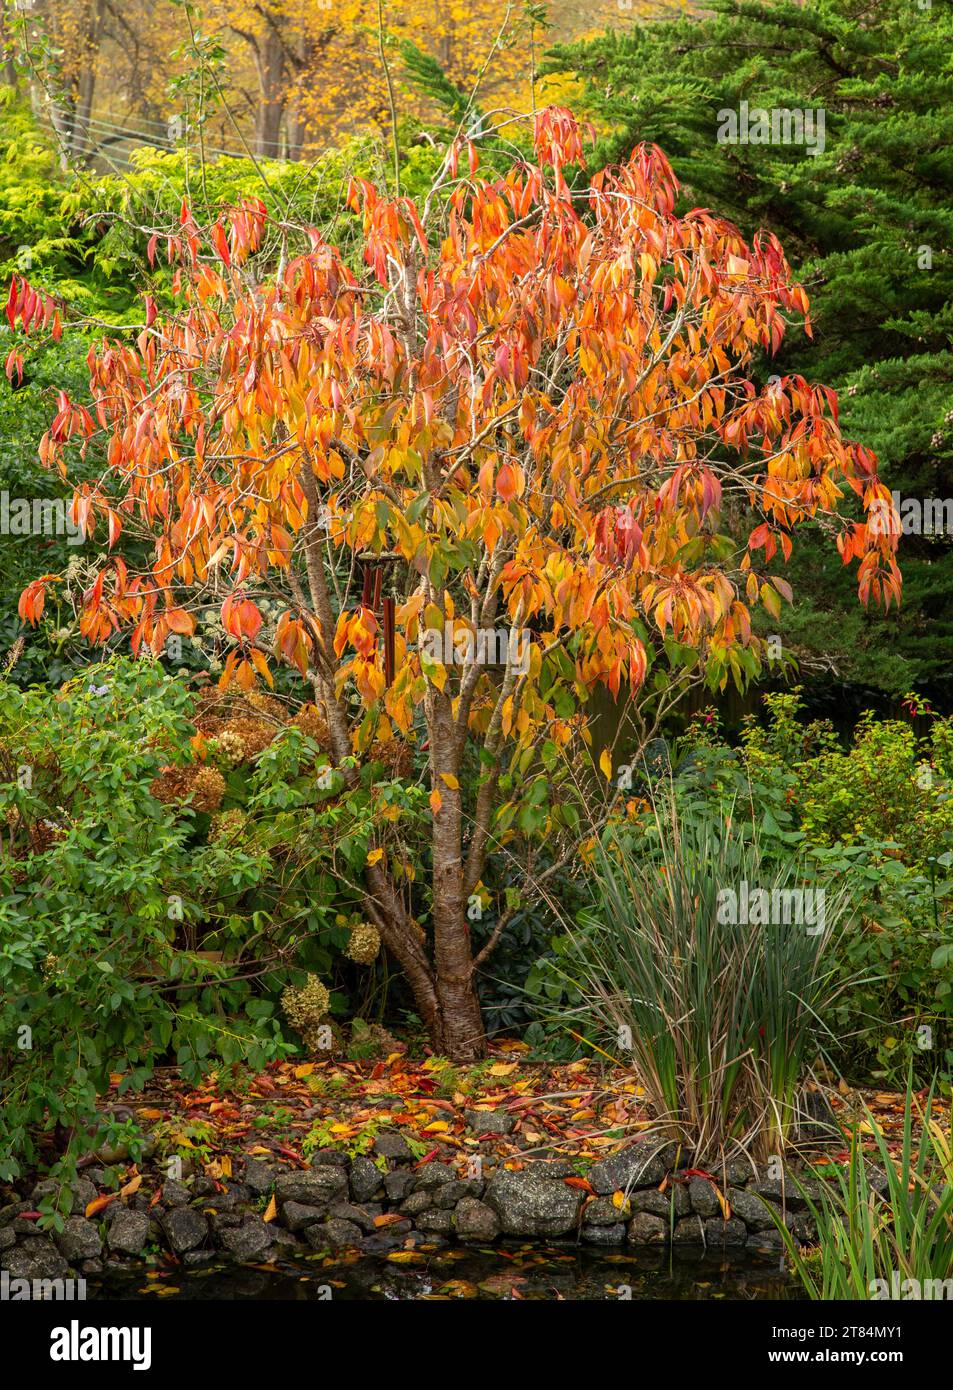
<box><xmin>777</xmin><ymin>1084</ymin><xmax>953</xmax><ymax>1300</ymax></box>
<box><xmin>561</xmin><ymin>792</ymin><xmax>851</xmax><ymax>1163</ymax></box>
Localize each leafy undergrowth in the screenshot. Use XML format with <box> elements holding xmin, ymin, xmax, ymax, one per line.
<box><xmin>97</xmin><ymin>1044</ymin><xmax>947</xmax><ymax>1181</ymax></box>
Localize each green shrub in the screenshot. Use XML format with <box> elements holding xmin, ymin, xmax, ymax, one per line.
<box><xmin>0</xmin><ymin>659</ymin><xmax>288</xmax><ymax>1209</ymax></box>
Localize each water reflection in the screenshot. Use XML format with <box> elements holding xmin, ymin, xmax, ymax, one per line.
<box><xmin>87</xmin><ymin>1244</ymin><xmax>799</xmax><ymax>1302</ymax></box>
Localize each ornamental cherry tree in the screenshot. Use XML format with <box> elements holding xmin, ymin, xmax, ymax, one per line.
<box><xmin>16</xmin><ymin>108</ymin><xmax>900</xmax><ymax>1060</ymax></box>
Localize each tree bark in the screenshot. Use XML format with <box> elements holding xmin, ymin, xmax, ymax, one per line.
<box><xmin>253</xmin><ymin>25</ymin><xmax>286</xmax><ymax>158</ymax></box>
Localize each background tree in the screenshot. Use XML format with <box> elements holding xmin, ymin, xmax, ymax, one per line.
<box><xmin>15</xmin><ymin>107</ymin><xmax>898</xmax><ymax>1058</ymax></box>
<box><xmin>546</xmin><ymin>0</ymin><xmax>953</xmax><ymax>706</ymax></box>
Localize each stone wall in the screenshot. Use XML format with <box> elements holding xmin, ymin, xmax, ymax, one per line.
<box><xmin>0</xmin><ymin>1137</ymin><xmax>816</xmax><ymax>1282</ymax></box>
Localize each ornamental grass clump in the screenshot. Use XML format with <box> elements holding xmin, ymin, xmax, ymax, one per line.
<box><xmin>564</xmin><ymin>795</ymin><xmax>851</xmax><ymax>1163</ymax></box>
<box><xmin>777</xmin><ymin>1085</ymin><xmax>953</xmax><ymax>1299</ymax></box>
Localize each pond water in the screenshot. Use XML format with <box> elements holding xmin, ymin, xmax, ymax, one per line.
<box><xmin>87</xmin><ymin>1245</ymin><xmax>800</xmax><ymax>1301</ymax></box>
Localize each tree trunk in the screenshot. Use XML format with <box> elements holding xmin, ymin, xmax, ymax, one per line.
<box><xmin>432</xmin><ymin>952</ymin><xmax>486</xmax><ymax>1061</ymax></box>
<box><xmin>427</xmin><ymin>694</ymin><xmax>487</xmax><ymax>1061</ymax></box>
<box><xmin>255</xmin><ymin>28</ymin><xmax>286</xmax><ymax>159</ymax></box>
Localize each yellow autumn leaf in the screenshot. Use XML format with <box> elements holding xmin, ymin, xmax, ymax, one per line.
<box><xmin>440</xmin><ymin>773</ymin><xmax>459</xmax><ymax>790</ymax></box>
<box><xmin>366</xmin><ymin>847</ymin><xmax>384</xmax><ymax>865</ymax></box>
<box><xmin>263</xmin><ymin>1194</ymin><xmax>278</xmax><ymax>1223</ymax></box>
<box><xmin>599</xmin><ymin>748</ymin><xmax>612</xmax><ymax>780</ymax></box>
<box><xmin>430</xmin><ymin>789</ymin><xmax>443</xmax><ymax>815</ymax></box>
<box><xmin>488</xmin><ymin>1062</ymin><xmax>518</xmax><ymax>1076</ymax></box>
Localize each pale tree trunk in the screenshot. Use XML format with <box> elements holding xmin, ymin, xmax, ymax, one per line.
<box><xmin>255</xmin><ymin>26</ymin><xmax>286</xmax><ymax>158</ymax></box>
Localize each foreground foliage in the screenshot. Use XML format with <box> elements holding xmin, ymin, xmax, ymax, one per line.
<box><xmin>780</xmin><ymin>1087</ymin><xmax>953</xmax><ymax>1300</ymax></box>
<box><xmin>0</xmin><ymin>663</ymin><xmax>288</xmax><ymax>1194</ymax></box>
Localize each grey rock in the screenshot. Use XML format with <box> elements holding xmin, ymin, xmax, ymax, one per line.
<box><xmin>373</xmin><ymin>1131</ymin><xmax>415</xmax><ymax>1162</ymax></box>
<box><xmin>11</xmin><ymin>1218</ymin><xmax>44</xmax><ymax>1237</ymax></box>
<box><xmin>464</xmin><ymin>1110</ymin><xmax>515</xmax><ymax>1136</ymax></box>
<box><xmin>632</xmin><ymin>1186</ymin><xmax>689</xmax><ymax>1219</ymax></box>
<box><xmin>202</xmin><ymin>1183</ymin><xmax>250</xmax><ymax>1212</ymax></box>
<box><xmin>484</xmin><ymin>1170</ymin><xmax>582</xmax><ymax>1237</ymax></box>
<box><xmin>349</xmin><ymin>1156</ymin><xmax>385</xmax><ymax>1203</ymax></box>
<box><xmin>383</xmin><ymin>1170</ymin><xmax>415</xmax><ymax>1202</ymax></box>
<box><xmin>305</xmin><ymin>1218</ymin><xmax>363</xmax><ymax>1249</ymax></box>
<box><xmin>208</xmin><ymin>1212</ymin><xmax>242</xmax><ymax>1237</ymax></box>
<box><xmin>583</xmin><ymin>1196</ymin><xmax>632</xmax><ymax>1225</ymax></box>
<box><xmin>704</xmin><ymin>1217</ymin><xmax>748</xmax><ymax>1246</ymax></box>
<box><xmin>0</xmin><ymin>1237</ymin><xmax>69</xmax><ymax>1281</ymax></box>
<box><xmin>219</xmin><ymin>1216</ymin><xmax>273</xmax><ymax>1261</ymax></box>
<box><xmin>243</xmin><ymin>1159</ymin><xmax>279</xmax><ymax>1195</ymax></box>
<box><xmin>280</xmin><ymin>1201</ymin><xmax>327</xmax><ymax>1233</ymax></box>
<box><xmin>54</xmin><ymin>1217</ymin><xmax>102</xmax><ymax>1262</ymax></box>
<box><xmin>788</xmin><ymin>1214</ymin><xmax>816</xmax><ymax>1244</ymax></box>
<box><xmin>688</xmin><ymin>1177</ymin><xmax>721</xmax><ymax>1218</ymax></box>
<box><xmin>431</xmin><ymin>1180</ymin><xmax>478</xmax><ymax>1210</ymax></box>
<box><xmin>750</xmin><ymin>1173</ymin><xmax>819</xmax><ymax>1211</ymax></box>
<box><xmin>522</xmin><ymin>1158</ymin><xmax>577</xmax><ymax>1179</ymax></box>
<box><xmin>795</xmin><ymin>1089</ymin><xmax>840</xmax><ymax>1142</ymax></box>
<box><xmin>270</xmin><ymin>1227</ymin><xmax>301</xmax><ymax>1248</ymax></box>
<box><xmin>106</xmin><ymin>1208</ymin><xmax>150</xmax><ymax>1256</ymax></box>
<box><xmin>0</xmin><ymin>1228</ymin><xmax>16</xmax><ymax>1252</ymax></box>
<box><xmin>310</xmin><ymin>1149</ymin><xmax>350</xmax><ymax>1169</ymax></box>
<box><xmin>672</xmin><ymin>1216</ymin><xmax>706</xmax><ymax>1245</ymax></box>
<box><xmin>415</xmin><ymin>1208</ymin><xmax>454</xmax><ymax>1234</ymax></box>
<box><xmin>162</xmin><ymin>1207</ymin><xmax>207</xmax><ymax>1253</ymax></box>
<box><xmin>627</xmin><ymin>1212</ymin><xmax>667</xmax><ymax>1245</ymax></box>
<box><xmin>328</xmin><ymin>1202</ymin><xmax>381</xmax><ymax>1234</ymax></box>
<box><xmin>275</xmin><ymin>1168</ymin><xmax>348</xmax><ymax>1205</ymax></box>
<box><xmin>588</xmin><ymin>1140</ymin><xmax>679</xmax><ymax>1195</ymax></box>
<box><xmin>29</xmin><ymin>1178</ymin><xmax>59</xmax><ymax>1206</ymax></box>
<box><xmin>412</xmin><ymin>1162</ymin><xmax>456</xmax><ymax>1190</ymax></box>
<box><xmin>160</xmin><ymin>1179</ymin><xmax>191</xmax><ymax>1208</ymax></box>
<box><xmin>69</xmin><ymin>1178</ymin><xmax>97</xmax><ymax>1216</ymax></box>
<box><xmin>727</xmin><ymin>1187</ymin><xmax>780</xmax><ymax>1231</ymax></box>
<box><xmin>399</xmin><ymin>1190</ymin><xmax>435</xmax><ymax>1216</ymax></box>
<box><xmin>453</xmin><ymin>1197</ymin><xmax>500</xmax><ymax>1242</ymax></box>
<box><xmin>0</xmin><ymin>1201</ymin><xmax>29</xmax><ymax>1227</ymax></box>
<box><xmin>724</xmin><ymin>1159</ymin><xmax>753</xmax><ymax>1186</ymax></box>
<box><xmin>583</xmin><ymin>1222</ymin><xmax>626</xmax><ymax>1245</ymax></box>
